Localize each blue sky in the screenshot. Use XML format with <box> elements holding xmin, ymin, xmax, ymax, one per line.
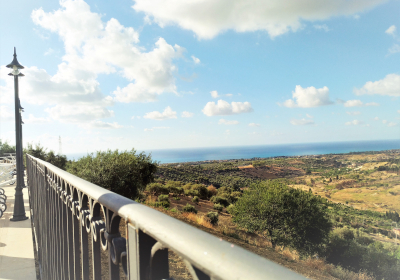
<box><xmin>0</xmin><ymin>0</ymin><xmax>399</xmax><ymax>155</ymax></box>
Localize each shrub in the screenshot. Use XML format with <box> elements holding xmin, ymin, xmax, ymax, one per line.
<box><xmin>210</xmin><ymin>196</ymin><xmax>229</xmax><ymax>207</ymax></box>
<box><xmin>191</xmin><ymin>184</ymin><xmax>209</xmax><ymax>199</ymax></box>
<box><xmin>146</xmin><ymin>183</ymin><xmax>162</xmax><ymax>194</ymax></box>
<box><xmin>206</xmin><ymin>211</ymin><xmax>219</xmax><ymax>225</ymax></box>
<box><xmin>213</xmin><ymin>203</ymin><xmax>223</xmax><ymax>212</ymax></box>
<box><xmin>158</xmin><ymin>194</ymin><xmax>169</xmax><ymax>202</ymax></box>
<box><xmin>207</xmin><ymin>185</ymin><xmax>218</xmax><ymax>196</ymax></box>
<box><xmin>154</xmin><ymin>201</ymin><xmax>170</xmax><ymax>209</ymax></box>
<box><xmin>226</xmin><ymin>204</ymin><xmax>235</xmax><ymax>214</ymax></box>
<box><xmin>183</xmin><ymin>203</ymin><xmax>197</xmax><ymax>214</ymax></box>
<box><xmin>67</xmin><ymin>149</ymin><xmax>157</xmax><ymax>199</ymax></box>
<box><xmin>192</xmin><ymin>196</ymin><xmax>199</xmax><ymax>203</ymax></box>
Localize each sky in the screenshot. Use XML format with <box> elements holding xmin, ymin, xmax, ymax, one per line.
<box><xmin>0</xmin><ymin>0</ymin><xmax>399</xmax><ymax>155</ymax></box>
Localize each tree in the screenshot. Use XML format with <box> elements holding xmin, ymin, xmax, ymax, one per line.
<box><xmin>231</xmin><ymin>181</ymin><xmax>332</xmax><ymax>256</ymax></box>
<box><xmin>0</xmin><ymin>139</ymin><xmax>15</xmax><ymax>156</ymax></box>
<box><xmin>25</xmin><ymin>143</ymin><xmax>67</xmax><ymax>170</ymax></box>
<box><xmin>67</xmin><ymin>149</ymin><xmax>157</xmax><ymax>199</ymax></box>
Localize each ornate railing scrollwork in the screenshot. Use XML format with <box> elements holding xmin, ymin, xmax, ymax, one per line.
<box><xmin>26</xmin><ymin>154</ymin><xmax>307</xmax><ymax>280</ymax></box>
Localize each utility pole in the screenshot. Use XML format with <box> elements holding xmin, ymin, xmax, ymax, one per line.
<box><xmin>6</xmin><ymin>48</ymin><xmax>28</xmax><ymax>221</ymax></box>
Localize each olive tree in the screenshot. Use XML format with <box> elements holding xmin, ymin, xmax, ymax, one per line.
<box><xmin>67</xmin><ymin>149</ymin><xmax>157</xmax><ymax>199</ymax></box>
<box><xmin>232</xmin><ymin>181</ymin><xmax>332</xmax><ymax>256</ymax></box>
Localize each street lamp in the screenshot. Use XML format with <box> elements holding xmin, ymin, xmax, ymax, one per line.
<box><xmin>6</xmin><ymin>47</ymin><xmax>28</xmax><ymax>221</ymax></box>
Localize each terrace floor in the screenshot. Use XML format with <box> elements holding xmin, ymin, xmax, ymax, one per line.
<box><xmin>0</xmin><ymin>182</ymin><xmax>36</xmax><ymax>280</ymax></box>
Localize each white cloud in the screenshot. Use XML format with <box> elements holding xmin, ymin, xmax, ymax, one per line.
<box><xmin>385</xmin><ymin>25</ymin><xmax>396</xmax><ymax>36</ymax></box>
<box><xmin>344</xmin><ymin>100</ymin><xmax>363</xmax><ymax>107</ymax></box>
<box><xmin>29</xmin><ymin>0</ymin><xmax>184</xmax><ymax>110</ymax></box>
<box><xmin>133</xmin><ymin>0</ymin><xmax>386</xmax><ymax>39</ymax></box>
<box><xmin>283</xmin><ymin>85</ymin><xmax>333</xmax><ymax>108</ymax></box>
<box><xmin>248</xmin><ymin>123</ymin><xmax>260</xmax><ymax>127</ymax></box>
<box><xmin>387</xmin><ymin>122</ymin><xmax>397</xmax><ymax>127</ymax></box>
<box><xmin>144</xmin><ymin>128</ymin><xmax>153</xmax><ymax>132</ymax></box>
<box><xmin>343</xmin><ymin>100</ymin><xmax>379</xmax><ymax>107</ymax></box>
<box><xmin>211</xmin><ymin>90</ymin><xmax>219</xmax><ymax>98</ymax></box>
<box><xmin>314</xmin><ymin>24</ymin><xmax>330</xmax><ymax>32</ymax></box>
<box><xmin>388</xmin><ymin>44</ymin><xmax>400</xmax><ymax>54</ymax></box>
<box><xmin>290</xmin><ymin>118</ymin><xmax>314</xmax><ymax>126</ymax></box>
<box><xmin>346</xmin><ymin>111</ymin><xmax>361</xmax><ymax>115</ymax></box>
<box><xmin>153</xmin><ymin>126</ymin><xmax>170</xmax><ymax>129</ymax></box>
<box><xmin>0</xmin><ymin>106</ymin><xmax>13</xmax><ymax>121</ymax></box>
<box><xmin>144</xmin><ymin>106</ymin><xmax>177</xmax><ymax>120</ymax></box>
<box><xmin>382</xmin><ymin>120</ymin><xmax>388</xmax><ymax>124</ymax></box>
<box><xmin>86</xmin><ymin>121</ymin><xmax>123</xmax><ymax>129</ymax></box>
<box><xmin>345</xmin><ymin>120</ymin><xmax>364</xmax><ymax>125</ymax></box>
<box><xmin>354</xmin><ymin>74</ymin><xmax>400</xmax><ymax>96</ymax></box>
<box><xmin>191</xmin><ymin>55</ymin><xmax>200</xmax><ymax>64</ymax></box>
<box><xmin>44</xmin><ymin>48</ymin><xmax>54</xmax><ymax>56</ymax></box>
<box><xmin>24</xmin><ymin>114</ymin><xmax>51</xmax><ymax>124</ymax></box>
<box><xmin>397</xmin><ymin>110</ymin><xmax>400</xmax><ymax>114</ymax></box>
<box><xmin>306</xmin><ymin>113</ymin><xmax>313</xmax><ymax>118</ymax></box>
<box><xmin>225</xmin><ymin>93</ymin><xmax>233</xmax><ymax>97</ymax></box>
<box><xmin>202</xmin><ymin>99</ymin><xmax>253</xmax><ymax>116</ymax></box>
<box><xmin>374</xmin><ymin>117</ymin><xmax>379</xmax><ymax>121</ymax></box>
<box><xmin>181</xmin><ymin>111</ymin><xmax>194</xmax><ymax>118</ymax></box>
<box><xmin>218</xmin><ymin>119</ymin><xmax>239</xmax><ymax>125</ymax></box>
<box><xmin>45</xmin><ymin>104</ymin><xmax>114</xmax><ymax>123</ymax></box>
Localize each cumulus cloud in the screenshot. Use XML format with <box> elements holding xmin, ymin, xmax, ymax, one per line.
<box><xmin>181</xmin><ymin>111</ymin><xmax>194</xmax><ymax>118</ymax></box>
<box><xmin>16</xmin><ymin>0</ymin><xmax>184</xmax><ymax>125</ymax></box>
<box><xmin>144</xmin><ymin>126</ymin><xmax>170</xmax><ymax>131</ymax></box>
<box><xmin>133</xmin><ymin>0</ymin><xmax>386</xmax><ymax>39</ymax></box>
<box><xmin>248</xmin><ymin>123</ymin><xmax>260</xmax><ymax>127</ymax></box>
<box><xmin>283</xmin><ymin>85</ymin><xmax>333</xmax><ymax>108</ymax></box>
<box><xmin>202</xmin><ymin>99</ymin><xmax>253</xmax><ymax>116</ymax></box>
<box><xmin>211</xmin><ymin>90</ymin><xmax>219</xmax><ymax>98</ymax></box>
<box><xmin>86</xmin><ymin>121</ymin><xmax>123</xmax><ymax>129</ymax></box>
<box><xmin>290</xmin><ymin>118</ymin><xmax>314</xmax><ymax>126</ymax></box>
<box><xmin>191</xmin><ymin>56</ymin><xmax>200</xmax><ymax>64</ymax></box>
<box><xmin>144</xmin><ymin>106</ymin><xmax>177</xmax><ymax>120</ymax></box>
<box><xmin>345</xmin><ymin>120</ymin><xmax>364</xmax><ymax>125</ymax></box>
<box><xmin>385</xmin><ymin>25</ymin><xmax>396</xmax><ymax>36</ymax></box>
<box><xmin>354</xmin><ymin>74</ymin><xmax>400</xmax><ymax>96</ymax></box>
<box><xmin>218</xmin><ymin>119</ymin><xmax>239</xmax><ymax>125</ymax></box>
<box><xmin>387</xmin><ymin>122</ymin><xmax>397</xmax><ymax>127</ymax></box>
<box><xmin>306</xmin><ymin>114</ymin><xmax>313</xmax><ymax>118</ymax></box>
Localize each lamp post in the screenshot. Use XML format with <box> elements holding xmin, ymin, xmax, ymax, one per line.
<box><xmin>6</xmin><ymin>47</ymin><xmax>28</xmax><ymax>221</ymax></box>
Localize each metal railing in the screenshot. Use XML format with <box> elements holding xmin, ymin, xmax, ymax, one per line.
<box><xmin>26</xmin><ymin>154</ymin><xmax>306</xmax><ymax>280</ymax></box>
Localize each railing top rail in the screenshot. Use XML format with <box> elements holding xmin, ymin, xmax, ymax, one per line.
<box><xmin>27</xmin><ymin>154</ymin><xmax>306</xmax><ymax>280</ymax></box>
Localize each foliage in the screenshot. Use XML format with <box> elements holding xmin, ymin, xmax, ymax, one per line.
<box><xmin>192</xmin><ymin>196</ymin><xmax>199</xmax><ymax>203</ymax></box>
<box><xmin>67</xmin><ymin>149</ymin><xmax>157</xmax><ymax>199</ymax></box>
<box><xmin>0</xmin><ymin>139</ymin><xmax>15</xmax><ymax>155</ymax></box>
<box><xmin>182</xmin><ymin>203</ymin><xmax>197</xmax><ymax>214</ymax></box>
<box><xmin>232</xmin><ymin>181</ymin><xmax>332</xmax><ymax>255</ymax></box>
<box><xmin>385</xmin><ymin>210</ymin><xmax>400</xmax><ymax>222</ymax></box>
<box><xmin>206</xmin><ymin>211</ymin><xmax>219</xmax><ymax>225</ymax></box>
<box><xmin>146</xmin><ymin>183</ymin><xmax>169</xmax><ymax>195</ymax></box>
<box><xmin>210</xmin><ymin>196</ymin><xmax>229</xmax><ymax>207</ymax></box>
<box><xmin>213</xmin><ymin>203</ymin><xmax>223</xmax><ymax>212</ymax></box>
<box><xmin>325</xmin><ymin>227</ymin><xmax>400</xmax><ymax>280</ymax></box>
<box><xmin>25</xmin><ymin>143</ymin><xmax>67</xmax><ymax>170</ymax></box>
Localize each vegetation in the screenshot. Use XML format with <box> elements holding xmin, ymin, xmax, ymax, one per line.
<box><xmin>25</xmin><ymin>143</ymin><xmax>67</xmax><ymax>170</ymax></box>
<box><xmin>0</xmin><ymin>139</ymin><xmax>15</xmax><ymax>155</ymax></box>
<box><xmin>182</xmin><ymin>203</ymin><xmax>197</xmax><ymax>214</ymax></box>
<box><xmin>232</xmin><ymin>181</ymin><xmax>332</xmax><ymax>256</ymax></box>
<box><xmin>67</xmin><ymin>149</ymin><xmax>157</xmax><ymax>199</ymax></box>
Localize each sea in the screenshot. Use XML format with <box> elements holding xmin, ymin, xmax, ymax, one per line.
<box><xmin>66</xmin><ymin>139</ymin><xmax>400</xmax><ymax>164</ymax></box>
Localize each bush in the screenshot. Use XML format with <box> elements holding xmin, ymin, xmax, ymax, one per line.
<box><xmin>26</xmin><ymin>143</ymin><xmax>67</xmax><ymax>170</ymax></box>
<box><xmin>226</xmin><ymin>204</ymin><xmax>235</xmax><ymax>214</ymax></box>
<box><xmin>210</xmin><ymin>196</ymin><xmax>229</xmax><ymax>207</ymax></box>
<box><xmin>67</xmin><ymin>149</ymin><xmax>157</xmax><ymax>199</ymax></box>
<box><xmin>146</xmin><ymin>183</ymin><xmax>162</xmax><ymax>194</ymax></box>
<box><xmin>213</xmin><ymin>203</ymin><xmax>223</xmax><ymax>212</ymax></box>
<box><xmin>183</xmin><ymin>203</ymin><xmax>197</xmax><ymax>214</ymax></box>
<box><xmin>154</xmin><ymin>201</ymin><xmax>170</xmax><ymax>209</ymax></box>
<box><xmin>232</xmin><ymin>181</ymin><xmax>332</xmax><ymax>255</ymax></box>
<box><xmin>158</xmin><ymin>194</ymin><xmax>169</xmax><ymax>202</ymax></box>
<box><xmin>192</xmin><ymin>196</ymin><xmax>199</xmax><ymax>203</ymax></box>
<box><xmin>207</xmin><ymin>185</ymin><xmax>218</xmax><ymax>196</ymax></box>
<box><xmin>207</xmin><ymin>211</ymin><xmax>219</xmax><ymax>225</ymax></box>
<box><xmin>165</xmin><ymin>181</ymin><xmax>184</xmax><ymax>195</ymax></box>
